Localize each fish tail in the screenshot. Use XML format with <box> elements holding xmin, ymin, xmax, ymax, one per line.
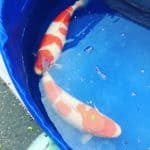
<box><xmin>73</xmin><ymin>0</ymin><xmax>89</xmax><ymax>9</ymax></box>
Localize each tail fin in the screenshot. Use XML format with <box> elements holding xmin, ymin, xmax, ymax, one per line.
<box><xmin>74</xmin><ymin>0</ymin><xmax>89</xmax><ymax>8</ymax></box>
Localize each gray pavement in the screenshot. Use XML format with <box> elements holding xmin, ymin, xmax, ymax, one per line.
<box><xmin>0</xmin><ymin>79</ymin><xmax>42</xmax><ymax>150</ymax></box>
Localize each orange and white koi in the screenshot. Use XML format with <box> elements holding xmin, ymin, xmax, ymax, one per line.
<box><xmin>42</xmin><ymin>72</ymin><xmax>121</xmax><ymax>138</ymax></box>
<box><xmin>34</xmin><ymin>0</ymin><xmax>86</xmax><ymax>75</ymax></box>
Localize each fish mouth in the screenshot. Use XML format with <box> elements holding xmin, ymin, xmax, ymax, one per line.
<box><xmin>34</xmin><ymin>66</ymin><xmax>43</xmax><ymax>75</ymax></box>
<box><xmin>112</xmin><ymin>123</ymin><xmax>122</xmax><ymax>138</ymax></box>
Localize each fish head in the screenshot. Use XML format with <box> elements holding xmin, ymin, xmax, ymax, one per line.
<box><xmin>34</xmin><ymin>50</ymin><xmax>54</xmax><ymax>75</ymax></box>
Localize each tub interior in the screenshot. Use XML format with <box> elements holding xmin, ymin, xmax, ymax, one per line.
<box><xmin>1</xmin><ymin>0</ymin><xmax>150</xmax><ymax>149</ymax></box>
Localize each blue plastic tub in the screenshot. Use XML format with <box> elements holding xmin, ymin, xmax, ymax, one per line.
<box><xmin>0</xmin><ymin>0</ymin><xmax>150</xmax><ymax>149</ymax></box>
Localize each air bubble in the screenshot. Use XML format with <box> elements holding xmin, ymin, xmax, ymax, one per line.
<box><xmin>96</xmin><ymin>66</ymin><xmax>106</xmax><ymax>80</ymax></box>
<box><xmin>84</xmin><ymin>46</ymin><xmax>94</xmax><ymax>54</ymax></box>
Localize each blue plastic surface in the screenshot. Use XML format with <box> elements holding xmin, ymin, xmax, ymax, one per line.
<box><xmin>0</xmin><ymin>0</ymin><xmax>150</xmax><ymax>149</ymax></box>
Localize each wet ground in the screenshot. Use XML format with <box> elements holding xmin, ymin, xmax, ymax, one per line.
<box><xmin>0</xmin><ymin>79</ymin><xmax>42</xmax><ymax>150</ymax></box>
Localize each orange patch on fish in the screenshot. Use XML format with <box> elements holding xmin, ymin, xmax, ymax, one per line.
<box><xmin>43</xmin><ymin>80</ymin><xmax>61</xmax><ymax>102</ymax></box>
<box><xmin>56</xmin><ymin>101</ymin><xmax>72</xmax><ymax>117</ymax></box>
<box><xmin>35</xmin><ymin>49</ymin><xmax>54</xmax><ymax>73</ymax></box>
<box><xmin>97</xmin><ymin>117</ymin><xmax>118</xmax><ymax>138</ymax></box>
<box><xmin>77</xmin><ymin>104</ymin><xmax>117</xmax><ymax>137</ymax></box>
<box><xmin>39</xmin><ymin>34</ymin><xmax>63</xmax><ymax>49</ymax></box>
<box><xmin>66</xmin><ymin>6</ymin><xmax>74</xmax><ymax>12</ymax></box>
<box><xmin>54</xmin><ymin>7</ymin><xmax>73</xmax><ymax>26</ymax></box>
<box><xmin>59</xmin><ymin>27</ymin><xmax>67</xmax><ymax>35</ymax></box>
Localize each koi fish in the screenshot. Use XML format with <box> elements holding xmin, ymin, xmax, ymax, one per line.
<box><xmin>34</xmin><ymin>0</ymin><xmax>87</xmax><ymax>75</ymax></box>
<box><xmin>42</xmin><ymin>72</ymin><xmax>121</xmax><ymax>138</ymax></box>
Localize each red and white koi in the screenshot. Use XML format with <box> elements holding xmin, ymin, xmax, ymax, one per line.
<box><xmin>42</xmin><ymin>72</ymin><xmax>121</xmax><ymax>138</ymax></box>
<box><xmin>34</xmin><ymin>0</ymin><xmax>86</xmax><ymax>75</ymax></box>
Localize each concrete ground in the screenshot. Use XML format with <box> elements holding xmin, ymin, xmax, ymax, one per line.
<box><xmin>0</xmin><ymin>79</ymin><xmax>42</xmax><ymax>150</ymax></box>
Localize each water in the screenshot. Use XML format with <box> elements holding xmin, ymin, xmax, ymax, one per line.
<box><xmin>39</xmin><ymin>1</ymin><xmax>150</xmax><ymax>149</ymax></box>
